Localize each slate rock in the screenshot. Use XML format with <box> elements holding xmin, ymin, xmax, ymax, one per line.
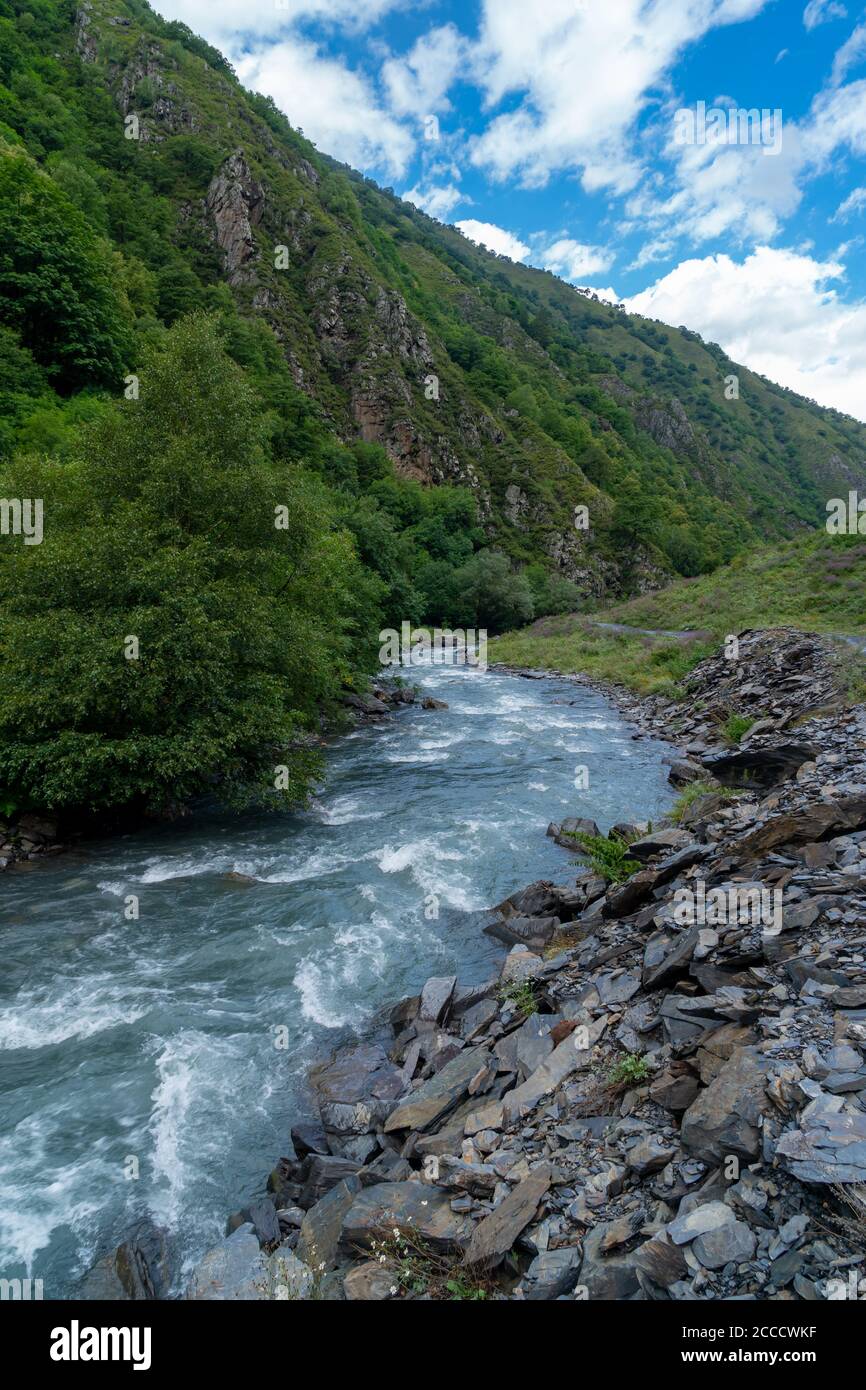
<box><xmin>186</xmin><ymin>1225</ymin><xmax>268</xmax><ymax>1301</ymax></box>
<box><xmin>419</xmin><ymin>975</ymin><xmax>457</xmax><ymax>1024</ymax></box>
<box><xmin>384</xmin><ymin>1045</ymin><xmax>488</xmax><ymax>1133</ymax></box>
<box><xmin>79</xmin><ymin>1220</ymin><xmax>171</xmax><ymax>1301</ymax></box>
<box><xmin>775</xmin><ymin>1104</ymin><xmax>866</xmax><ymax>1183</ymax></box>
<box><xmin>465</xmin><ymin>1166</ymin><xmax>552</xmax><ymax>1268</ymax></box>
<box><xmin>681</xmin><ymin>1046</ymin><xmax>769</xmax><ymax>1162</ymax></box>
<box><xmin>517</xmin><ymin>1245</ymin><xmax>583</xmax><ymax>1300</ymax></box>
<box><xmin>297</xmin><ymin>1175</ymin><xmax>362</xmax><ymax>1271</ymax></box>
<box><xmin>577</xmin><ymin>1220</ymin><xmax>642</xmax><ymax>1300</ymax></box>
<box><xmin>693</xmin><ymin>1219</ymin><xmax>756</xmax><ymax>1270</ymax></box>
<box><xmin>341</xmin><ymin>1181</ymin><xmax>474</xmax><ymax>1252</ymax></box>
<box><xmin>343</xmin><ymin>1260</ymin><xmax>396</xmax><ymax>1300</ymax></box>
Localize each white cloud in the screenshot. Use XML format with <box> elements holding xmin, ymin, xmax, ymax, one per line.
<box><xmin>235</xmin><ymin>39</ymin><xmax>414</xmax><ymax>177</ymax></box>
<box><xmin>803</xmin><ymin>1</ymin><xmax>848</xmax><ymax>31</ymax></box>
<box><xmin>831</xmin><ymin>21</ymin><xmax>866</xmax><ymax>84</ymax></box>
<box><xmin>626</xmin><ymin>246</ymin><xmax>866</xmax><ymax>421</ymax></box>
<box><xmin>382</xmin><ymin>25</ymin><xmax>467</xmax><ymax>120</ymax></box>
<box><xmin>401</xmin><ymin>183</ymin><xmax>466</xmax><ymax>219</ymax></box>
<box><xmin>455</xmin><ymin>219</ymin><xmax>530</xmax><ymax>261</ymax></box>
<box><xmin>155</xmin><ymin>0</ymin><xmax>404</xmax><ymax>48</ymax></box>
<box><xmin>538</xmin><ymin>238</ymin><xmax>615</xmax><ymax>281</ymax></box>
<box><xmin>831</xmin><ymin>186</ymin><xmax>866</xmax><ymax>220</ymax></box>
<box><xmin>468</xmin><ymin>0</ymin><xmax>772</xmax><ymax>191</ymax></box>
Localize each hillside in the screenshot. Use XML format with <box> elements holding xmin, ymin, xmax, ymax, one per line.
<box><xmin>2</xmin><ymin>0</ymin><xmax>866</xmax><ymax>617</ymax></box>
<box><xmin>490</xmin><ymin>531</ymin><xmax>866</xmax><ymax>697</ymax></box>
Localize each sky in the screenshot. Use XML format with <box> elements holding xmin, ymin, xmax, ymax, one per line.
<box><xmin>154</xmin><ymin>0</ymin><xmax>866</xmax><ymax>421</ymax></box>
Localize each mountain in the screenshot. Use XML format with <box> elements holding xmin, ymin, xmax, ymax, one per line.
<box><xmin>3</xmin><ymin>0</ymin><xmax>866</xmax><ymax>619</ymax></box>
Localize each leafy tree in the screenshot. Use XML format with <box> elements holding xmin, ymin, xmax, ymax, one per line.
<box><xmin>450</xmin><ymin>551</ymin><xmax>535</xmax><ymax>633</ymax></box>
<box><xmin>0</xmin><ymin>315</ymin><xmax>378</xmax><ymax>816</ymax></box>
<box><xmin>0</xmin><ymin>142</ymin><xmax>131</xmax><ymax>391</ymax></box>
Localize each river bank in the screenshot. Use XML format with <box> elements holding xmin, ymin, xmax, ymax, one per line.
<box><xmin>1</xmin><ymin>657</ymin><xmax>678</xmax><ymax>1299</ymax></box>
<box><xmin>163</xmin><ymin>626</ymin><xmax>866</xmax><ymax>1301</ymax></box>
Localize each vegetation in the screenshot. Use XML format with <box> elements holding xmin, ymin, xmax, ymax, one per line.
<box><xmin>368</xmin><ymin>1228</ymin><xmax>491</xmax><ymax>1301</ymax></box>
<box><xmin>497</xmin><ymin>979</ymin><xmax>538</xmax><ymax>1017</ymax></box>
<box><xmin>721</xmin><ymin>713</ymin><xmax>755</xmax><ymax>744</ymax></box>
<box><xmin>490</xmin><ymin>532</ymin><xmax>866</xmax><ymax>693</ymax></box>
<box><xmin>669</xmin><ymin>781</ymin><xmax>736</xmax><ymax>823</ymax></box>
<box><xmin>571</xmin><ymin>831</ymin><xmax>641</xmax><ymax>883</ymax></box>
<box><xmin>609</xmin><ymin>1053</ymin><xmax>650</xmax><ymax>1087</ymax></box>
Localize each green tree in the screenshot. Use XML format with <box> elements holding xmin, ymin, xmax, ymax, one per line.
<box><xmin>0</xmin><ymin>142</ymin><xmax>131</xmax><ymax>391</ymax></box>
<box><xmin>0</xmin><ymin>314</ymin><xmax>378</xmax><ymax>817</ymax></box>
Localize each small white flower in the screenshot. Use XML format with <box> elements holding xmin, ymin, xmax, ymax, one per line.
<box><xmin>379</xmin><ymin>1255</ymin><xmax>386</xmax><ymax>1263</ymax></box>
<box><xmin>392</xmin><ymin>1227</ymin><xmax>400</xmax><ymax>1237</ymax></box>
<box><xmin>390</xmin><ymin>1285</ymin><xmax>398</xmax><ymax>1295</ymax></box>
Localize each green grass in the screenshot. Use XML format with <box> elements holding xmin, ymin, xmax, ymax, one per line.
<box><xmin>669</xmin><ymin>781</ymin><xmax>737</xmax><ymax>823</ymax></box>
<box><xmin>497</xmin><ymin>979</ymin><xmax>538</xmax><ymax>1017</ymax></box>
<box><xmin>601</xmin><ymin>532</ymin><xmax>866</xmax><ymax>637</ymax></box>
<box><xmin>721</xmin><ymin>712</ymin><xmax>754</xmax><ymax>744</ymax></box>
<box><xmin>489</xmin><ymin>532</ymin><xmax>866</xmax><ymax>695</ymax></box>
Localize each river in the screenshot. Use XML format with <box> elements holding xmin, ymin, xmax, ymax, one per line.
<box><xmin>0</xmin><ymin>656</ymin><xmax>676</xmax><ymax>1297</ymax></box>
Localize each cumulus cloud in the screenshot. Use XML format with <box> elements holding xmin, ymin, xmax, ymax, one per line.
<box><xmin>468</xmin><ymin>0</ymin><xmax>772</xmax><ymax>190</ymax></box>
<box><xmin>155</xmin><ymin>0</ymin><xmax>403</xmax><ymax>48</ymax></box>
<box><xmin>626</xmin><ymin>246</ymin><xmax>866</xmax><ymax>421</ymax></box>
<box><xmin>401</xmin><ymin>183</ymin><xmax>466</xmax><ymax>219</ymax></box>
<box><xmin>538</xmin><ymin>238</ymin><xmax>615</xmax><ymax>281</ymax></box>
<box><xmin>455</xmin><ymin>219</ymin><xmax>531</xmax><ymax>260</ymax></box>
<box><xmin>382</xmin><ymin>25</ymin><xmax>467</xmax><ymax>120</ymax></box>
<box><xmin>235</xmin><ymin>39</ymin><xmax>413</xmax><ymax>177</ymax></box>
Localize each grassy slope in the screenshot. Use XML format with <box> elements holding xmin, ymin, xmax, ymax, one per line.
<box><xmin>490</xmin><ymin>532</ymin><xmax>866</xmax><ymax>695</ymax></box>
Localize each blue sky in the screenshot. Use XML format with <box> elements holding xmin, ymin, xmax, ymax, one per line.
<box><xmin>155</xmin><ymin>0</ymin><xmax>866</xmax><ymax>420</ymax></box>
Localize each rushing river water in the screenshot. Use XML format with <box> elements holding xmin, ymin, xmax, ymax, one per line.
<box><xmin>0</xmin><ymin>658</ymin><xmax>676</xmax><ymax>1298</ymax></box>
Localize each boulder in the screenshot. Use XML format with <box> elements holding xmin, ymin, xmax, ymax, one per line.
<box><xmin>186</xmin><ymin>1225</ymin><xmax>267</xmax><ymax>1300</ymax></box>
<box><xmin>418</xmin><ymin>975</ymin><xmax>457</xmax><ymax>1024</ymax></box>
<box><xmin>343</xmin><ymin>1260</ymin><xmax>396</xmax><ymax>1300</ymax></box>
<box><xmin>702</xmin><ymin>743</ymin><xmax>820</xmax><ymax>789</ymax></box>
<box><xmin>681</xmin><ymin>1046</ymin><xmax>769</xmax><ymax>1162</ymax></box>
<box><xmin>297</xmin><ymin>1175</ymin><xmax>362</xmax><ymax>1271</ymax></box>
<box><xmin>776</xmin><ymin>1103</ymin><xmax>866</xmax><ymax>1183</ymax></box>
<box><xmin>79</xmin><ymin>1220</ymin><xmax>171</xmax><ymax>1300</ymax></box>
<box><xmin>517</xmin><ymin>1246</ymin><xmax>583</xmax><ymax>1300</ymax></box>
<box><xmin>384</xmin><ymin>1046</ymin><xmax>489</xmax><ymax>1133</ymax></box>
<box><xmin>310</xmin><ymin>1042</ymin><xmax>404</xmax><ymax>1137</ymax></box>
<box><xmin>628</xmin><ymin>828</ymin><xmax>694</xmax><ymax>861</ymax></box>
<box><xmin>465</xmin><ymin>1166</ymin><xmax>551</xmax><ymax>1268</ymax></box>
<box><xmin>341</xmin><ymin>1181</ymin><xmax>473</xmax><ymax>1252</ymax></box>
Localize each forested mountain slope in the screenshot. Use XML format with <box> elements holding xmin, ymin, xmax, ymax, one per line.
<box><xmin>3</xmin><ymin>0</ymin><xmax>866</xmax><ymax>619</ymax></box>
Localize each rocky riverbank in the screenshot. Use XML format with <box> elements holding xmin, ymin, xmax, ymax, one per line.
<box><xmin>92</xmin><ymin>628</ymin><xmax>866</xmax><ymax>1300</ymax></box>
